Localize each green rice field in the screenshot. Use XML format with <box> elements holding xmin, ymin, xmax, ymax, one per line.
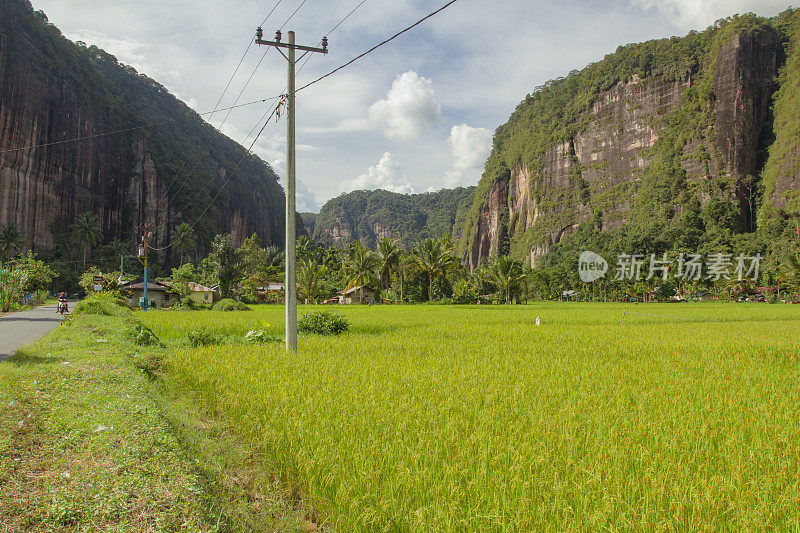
<box><xmin>139</xmin><ymin>303</ymin><xmax>800</xmax><ymax>530</ymax></box>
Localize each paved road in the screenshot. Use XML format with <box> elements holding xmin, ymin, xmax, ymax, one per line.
<box><xmin>0</xmin><ymin>303</ymin><xmax>69</xmax><ymax>362</ymax></box>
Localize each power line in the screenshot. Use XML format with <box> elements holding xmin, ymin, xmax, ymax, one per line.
<box><xmin>155</xmin><ymin>0</ymin><xmax>286</xmax><ymax>207</ymax></box>
<box><xmin>326</xmin><ymin>0</ymin><xmax>368</xmax><ymax>35</ymax></box>
<box><xmin>297</xmin><ymin>0</ymin><xmax>459</xmax><ymax>93</ymax></box>
<box><xmin>280</xmin><ymin>0</ymin><xmax>310</xmax><ymax>30</ymax></box>
<box><xmin>149</xmin><ymin>98</ymin><xmax>285</xmax><ymax>252</ymax></box>
<box><xmin>296</xmin><ymin>0</ymin><xmax>370</xmax><ymax>76</ymax></box>
<box><xmin>0</xmin><ymin>98</ymin><xmax>280</xmax><ymax>155</ymax></box>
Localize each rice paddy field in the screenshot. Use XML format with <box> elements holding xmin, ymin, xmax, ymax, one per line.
<box><xmin>139</xmin><ymin>303</ymin><xmax>800</xmax><ymax>530</ymax></box>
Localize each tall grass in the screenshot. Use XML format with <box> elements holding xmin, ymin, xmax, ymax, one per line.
<box><xmin>139</xmin><ymin>303</ymin><xmax>800</xmax><ymax>530</ymax></box>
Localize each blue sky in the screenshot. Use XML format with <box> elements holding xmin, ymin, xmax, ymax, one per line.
<box><xmin>32</xmin><ymin>0</ymin><xmax>792</xmax><ymax>211</ymax></box>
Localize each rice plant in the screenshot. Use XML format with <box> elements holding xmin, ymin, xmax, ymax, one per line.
<box><xmin>139</xmin><ymin>303</ymin><xmax>800</xmax><ymax>530</ymax></box>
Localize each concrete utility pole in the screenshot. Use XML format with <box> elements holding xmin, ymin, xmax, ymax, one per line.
<box><xmin>138</xmin><ymin>223</ymin><xmax>151</xmax><ymax>311</ymax></box>
<box><xmin>255</xmin><ymin>28</ymin><xmax>327</xmax><ymax>351</ymax></box>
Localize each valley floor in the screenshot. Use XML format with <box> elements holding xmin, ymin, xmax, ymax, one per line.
<box><xmin>2</xmin><ymin>301</ymin><xmax>800</xmax><ymax>531</ymax></box>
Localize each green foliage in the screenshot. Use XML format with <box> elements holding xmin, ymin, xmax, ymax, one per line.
<box><xmin>208</xmin><ymin>235</ymin><xmax>240</xmax><ymax>299</ymax></box>
<box><xmin>244</xmin><ymin>329</ymin><xmax>280</xmax><ymax>344</ymax></box>
<box><xmin>131</xmin><ymin>323</ymin><xmax>160</xmax><ymax>346</ymax></box>
<box><xmin>0</xmin><ymin>0</ymin><xmax>286</xmax><ymax>265</ymax></box>
<box><xmin>72</xmin><ymin>293</ymin><xmax>130</xmax><ymax>316</ymax></box>
<box><xmin>14</xmin><ymin>252</ymin><xmax>57</xmax><ymax>293</ymax></box>
<box><xmin>313</xmin><ymin>187</ymin><xmax>475</xmax><ymax>248</ymax></box>
<box><xmin>213</xmin><ymin>298</ymin><xmax>251</xmax><ymax>311</ymax></box>
<box><xmin>0</xmin><ymin>222</ymin><xmax>23</xmax><ymax>260</ymax></box>
<box><xmin>187</xmin><ymin>329</ymin><xmax>223</xmax><ymax>347</ymax></box>
<box><xmin>297</xmin><ymin>310</ymin><xmax>349</xmax><ymax>335</ymax></box>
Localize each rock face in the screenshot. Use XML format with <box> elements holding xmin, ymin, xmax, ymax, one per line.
<box><xmin>0</xmin><ymin>0</ymin><xmax>286</xmax><ymax>262</ymax></box>
<box><xmin>463</xmin><ymin>17</ymin><xmax>785</xmax><ymax>269</ymax></box>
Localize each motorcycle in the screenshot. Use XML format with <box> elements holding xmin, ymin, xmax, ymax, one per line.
<box><xmin>57</xmin><ymin>301</ymin><xmax>68</xmax><ymax>315</ymax></box>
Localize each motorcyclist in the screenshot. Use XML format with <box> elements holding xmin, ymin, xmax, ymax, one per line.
<box><xmin>57</xmin><ymin>292</ymin><xmax>68</xmax><ymax>314</ymax></box>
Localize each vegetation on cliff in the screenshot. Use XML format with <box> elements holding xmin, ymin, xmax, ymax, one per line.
<box><xmin>0</xmin><ymin>0</ymin><xmax>286</xmax><ymax>278</ymax></box>
<box><xmin>460</xmin><ymin>11</ymin><xmax>800</xmax><ymax>284</ymax></box>
<box><xmin>311</xmin><ymin>187</ymin><xmax>475</xmax><ymax>248</ymax></box>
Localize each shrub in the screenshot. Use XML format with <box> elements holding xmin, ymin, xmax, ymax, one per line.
<box><xmin>187</xmin><ymin>329</ymin><xmax>223</xmax><ymax>347</ymax></box>
<box><xmin>213</xmin><ymin>298</ymin><xmax>251</xmax><ymax>311</ymax></box>
<box><xmin>132</xmin><ymin>323</ymin><xmax>160</xmax><ymax>346</ymax></box>
<box><xmin>73</xmin><ymin>294</ymin><xmax>130</xmax><ymax>316</ymax></box>
<box><xmin>297</xmin><ymin>311</ymin><xmax>349</xmax><ymax>335</ymax></box>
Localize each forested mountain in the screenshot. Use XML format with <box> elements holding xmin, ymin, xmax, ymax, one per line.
<box><xmin>0</xmin><ymin>0</ymin><xmax>287</xmax><ymax>267</ymax></box>
<box><xmin>461</xmin><ymin>10</ymin><xmax>800</xmax><ymax>271</ymax></box>
<box><xmin>310</xmin><ymin>187</ymin><xmax>475</xmax><ymax>248</ymax></box>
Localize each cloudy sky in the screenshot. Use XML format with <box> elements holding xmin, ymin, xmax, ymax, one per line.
<box><xmin>32</xmin><ymin>0</ymin><xmax>791</xmax><ymax>211</ymax></box>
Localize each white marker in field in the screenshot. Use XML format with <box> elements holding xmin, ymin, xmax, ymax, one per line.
<box><xmin>535</xmin><ymin>316</ymin><xmax>541</xmax><ymax>326</ymax></box>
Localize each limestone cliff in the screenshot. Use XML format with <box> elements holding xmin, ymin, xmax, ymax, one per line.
<box><xmin>0</xmin><ymin>0</ymin><xmax>286</xmax><ymax>264</ymax></box>
<box><xmin>462</xmin><ymin>14</ymin><xmax>789</xmax><ymax>268</ymax></box>
<box><xmin>312</xmin><ymin>187</ymin><xmax>475</xmax><ymax>248</ymax></box>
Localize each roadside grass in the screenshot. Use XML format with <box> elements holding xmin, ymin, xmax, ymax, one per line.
<box><xmin>139</xmin><ymin>302</ymin><xmax>800</xmax><ymax>530</ymax></box>
<box><xmin>0</xmin><ymin>297</ymin><xmax>310</xmax><ymax>532</ymax></box>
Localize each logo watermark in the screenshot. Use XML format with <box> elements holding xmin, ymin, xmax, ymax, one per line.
<box><xmin>578</xmin><ymin>251</ymin><xmax>762</xmax><ymax>283</ymax></box>
<box><xmin>578</xmin><ymin>251</ymin><xmax>609</xmax><ymax>283</ymax></box>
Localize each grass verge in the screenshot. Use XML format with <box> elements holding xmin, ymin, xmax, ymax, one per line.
<box><xmin>0</xmin><ymin>296</ymin><xmax>310</xmax><ymax>532</ymax></box>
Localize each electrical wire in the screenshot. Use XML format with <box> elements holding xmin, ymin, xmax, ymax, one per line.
<box><xmin>149</xmin><ymin>98</ymin><xmax>285</xmax><ymax>251</ymax></box>
<box><xmin>296</xmin><ymin>0</ymin><xmax>459</xmax><ymax>93</ymax></box>
<box><xmin>0</xmin><ymin>97</ymin><xmax>281</xmax><ymax>155</ymax></box>
<box><xmin>156</xmin><ymin>0</ymin><xmax>458</xmax><ymax>249</ymax></box>
<box><xmin>296</xmin><ymin>0</ymin><xmax>370</xmax><ymax>76</ymax></box>
<box><xmin>148</xmin><ymin>0</ymin><xmax>288</xmax><ymax>227</ymax></box>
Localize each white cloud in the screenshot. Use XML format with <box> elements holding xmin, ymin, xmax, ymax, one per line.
<box><xmin>295</xmin><ymin>179</ymin><xmax>320</xmax><ymax>213</ymax></box>
<box><xmin>343</xmin><ymin>152</ymin><xmax>414</xmax><ymax>194</ymax></box>
<box><xmin>443</xmin><ymin>124</ymin><xmax>492</xmax><ymax>188</ymax></box>
<box><xmin>368</xmin><ymin>71</ymin><xmax>442</xmax><ymax>141</ymax></box>
<box><xmin>67</xmin><ymin>29</ymin><xmax>180</xmax><ymax>83</ymax></box>
<box><xmin>627</xmin><ymin>0</ymin><xmax>790</xmax><ymax>30</ymax></box>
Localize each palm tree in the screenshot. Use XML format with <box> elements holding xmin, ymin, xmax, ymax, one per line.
<box><xmin>297</xmin><ymin>258</ymin><xmax>328</xmax><ymax>303</ymax></box>
<box><xmin>73</xmin><ymin>213</ymin><xmax>102</xmax><ymax>268</ymax></box>
<box><xmin>0</xmin><ymin>222</ymin><xmax>23</xmax><ymax>260</ymax></box>
<box><xmin>342</xmin><ymin>243</ymin><xmax>379</xmax><ymax>291</ymax></box>
<box><xmin>173</xmin><ymin>222</ymin><xmax>197</xmax><ymax>265</ymax></box>
<box><xmin>375</xmin><ymin>238</ymin><xmax>400</xmax><ymax>290</ymax></box>
<box><xmin>411</xmin><ymin>237</ymin><xmax>457</xmax><ymax>301</ymax></box>
<box><xmin>486</xmin><ymin>256</ymin><xmax>524</xmax><ymax>304</ymax></box>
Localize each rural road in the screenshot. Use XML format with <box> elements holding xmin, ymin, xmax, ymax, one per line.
<box><xmin>0</xmin><ymin>303</ymin><xmax>69</xmax><ymax>362</ymax></box>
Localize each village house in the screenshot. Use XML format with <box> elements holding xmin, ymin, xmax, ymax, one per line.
<box><xmin>339</xmin><ymin>286</ymin><xmax>377</xmax><ymax>305</ymax></box>
<box><xmin>186</xmin><ymin>282</ymin><xmax>218</xmax><ymax>305</ymax></box>
<box><xmin>119</xmin><ymin>280</ymin><xmax>172</xmax><ymax>308</ymax></box>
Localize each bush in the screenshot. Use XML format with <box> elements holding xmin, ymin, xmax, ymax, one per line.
<box><xmin>213</xmin><ymin>298</ymin><xmax>251</xmax><ymax>311</ymax></box>
<box><xmin>132</xmin><ymin>323</ymin><xmax>160</xmax><ymax>346</ymax></box>
<box><xmin>297</xmin><ymin>311</ymin><xmax>349</xmax><ymax>335</ymax></box>
<box><xmin>187</xmin><ymin>329</ymin><xmax>223</xmax><ymax>347</ymax></box>
<box><xmin>73</xmin><ymin>294</ymin><xmax>130</xmax><ymax>316</ymax></box>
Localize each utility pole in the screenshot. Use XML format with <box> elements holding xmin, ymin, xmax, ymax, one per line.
<box><xmin>255</xmin><ymin>28</ymin><xmax>327</xmax><ymax>351</ymax></box>
<box><xmin>138</xmin><ymin>223</ymin><xmax>151</xmax><ymax>311</ymax></box>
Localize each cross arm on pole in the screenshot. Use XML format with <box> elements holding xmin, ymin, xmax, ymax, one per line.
<box><xmin>255</xmin><ymin>38</ymin><xmax>328</xmax><ymax>54</ymax></box>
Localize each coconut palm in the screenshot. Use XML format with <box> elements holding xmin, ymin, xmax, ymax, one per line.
<box><xmin>0</xmin><ymin>222</ymin><xmax>23</xmax><ymax>260</ymax></box>
<box><xmin>297</xmin><ymin>258</ymin><xmax>328</xmax><ymax>303</ymax></box>
<box><xmin>486</xmin><ymin>256</ymin><xmax>524</xmax><ymax>304</ymax></box>
<box><xmin>73</xmin><ymin>213</ymin><xmax>102</xmax><ymax>268</ymax></box>
<box><xmin>411</xmin><ymin>237</ymin><xmax>457</xmax><ymax>301</ymax></box>
<box><xmin>173</xmin><ymin>222</ymin><xmax>197</xmax><ymax>265</ymax></box>
<box><xmin>342</xmin><ymin>243</ymin><xmax>379</xmax><ymax>291</ymax></box>
<box><xmin>375</xmin><ymin>238</ymin><xmax>400</xmax><ymax>290</ymax></box>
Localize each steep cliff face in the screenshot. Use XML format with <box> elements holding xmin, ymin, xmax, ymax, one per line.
<box><xmin>0</xmin><ymin>0</ymin><xmax>285</xmax><ymax>262</ymax></box>
<box><xmin>313</xmin><ymin>187</ymin><xmax>475</xmax><ymax>249</ymax></box>
<box><xmin>462</xmin><ymin>14</ymin><xmax>787</xmax><ymax>268</ymax></box>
